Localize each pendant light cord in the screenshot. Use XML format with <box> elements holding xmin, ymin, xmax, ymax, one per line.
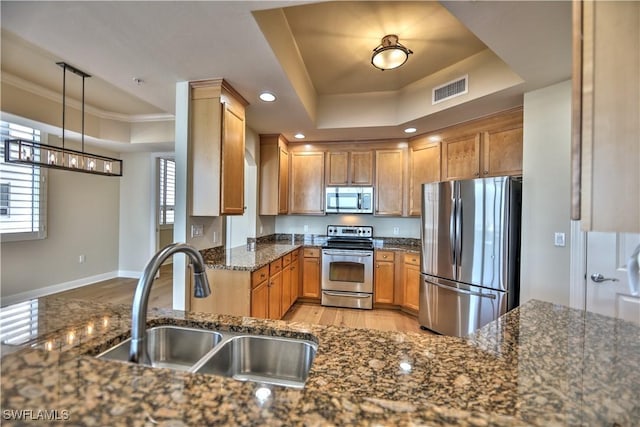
<box><xmin>61</xmin><ymin>64</ymin><xmax>66</xmax><ymax>149</ymax></box>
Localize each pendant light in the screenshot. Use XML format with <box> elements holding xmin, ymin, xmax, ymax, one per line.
<box><xmin>371</xmin><ymin>34</ymin><xmax>413</xmax><ymax>71</ymax></box>
<box><xmin>3</xmin><ymin>62</ymin><xmax>123</xmax><ymax>176</ymax></box>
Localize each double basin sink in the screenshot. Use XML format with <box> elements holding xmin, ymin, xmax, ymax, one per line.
<box><xmin>96</xmin><ymin>325</ymin><xmax>317</xmax><ymax>389</ymax></box>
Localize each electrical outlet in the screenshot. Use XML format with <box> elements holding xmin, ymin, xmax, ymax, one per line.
<box><xmin>303</xmin><ymin>225</ymin><xmax>309</xmax><ymax>233</ymax></box>
<box><xmin>78</xmin><ymin>255</ymin><xmax>86</xmax><ymax>264</ymax></box>
<box><xmin>554</xmin><ymin>232</ymin><xmax>566</xmax><ymax>247</ymax></box>
<box><xmin>393</xmin><ymin>227</ymin><xmax>400</xmax><ymax>235</ymax></box>
<box><xmin>191</xmin><ymin>224</ymin><xmax>204</xmax><ymax>238</ymax></box>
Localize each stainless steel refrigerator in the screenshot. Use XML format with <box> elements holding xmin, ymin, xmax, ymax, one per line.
<box><xmin>419</xmin><ymin>176</ymin><xmax>522</xmax><ymax>337</ymax></box>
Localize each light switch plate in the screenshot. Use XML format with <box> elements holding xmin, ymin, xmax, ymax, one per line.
<box><xmin>554</xmin><ymin>232</ymin><xmax>566</xmax><ymax>247</ymax></box>
<box><xmin>191</xmin><ymin>224</ymin><xmax>204</xmax><ymax>238</ymax></box>
<box><xmin>393</xmin><ymin>227</ymin><xmax>400</xmax><ymax>235</ymax></box>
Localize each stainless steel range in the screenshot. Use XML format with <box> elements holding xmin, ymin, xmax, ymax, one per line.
<box><xmin>321</xmin><ymin>225</ymin><xmax>374</xmax><ymax>310</ymax></box>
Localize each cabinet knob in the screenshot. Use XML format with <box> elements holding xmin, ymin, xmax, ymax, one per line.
<box><xmin>474</xmin><ymin>172</ymin><xmax>479</xmax><ymax>177</ymax></box>
<box><xmin>484</xmin><ymin>170</ymin><xmax>488</xmax><ymax>175</ymax></box>
<box><xmin>376</xmin><ymin>264</ymin><xmax>379</xmax><ymax>268</ymax></box>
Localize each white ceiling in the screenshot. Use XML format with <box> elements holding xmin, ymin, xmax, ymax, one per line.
<box><xmin>0</xmin><ymin>1</ymin><xmax>572</xmax><ymax>148</ymax></box>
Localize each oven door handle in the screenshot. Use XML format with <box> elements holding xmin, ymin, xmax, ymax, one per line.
<box><xmin>322</xmin><ymin>250</ymin><xmax>373</xmax><ymax>257</ymax></box>
<box><xmin>322</xmin><ymin>291</ymin><xmax>371</xmax><ymax>299</ymax></box>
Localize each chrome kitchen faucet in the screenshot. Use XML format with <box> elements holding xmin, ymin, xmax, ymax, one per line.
<box><xmin>129</xmin><ymin>243</ymin><xmax>211</xmax><ymax>363</ymax></box>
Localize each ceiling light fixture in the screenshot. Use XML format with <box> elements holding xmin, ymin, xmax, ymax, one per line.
<box><xmin>259</xmin><ymin>92</ymin><xmax>276</xmax><ymax>102</ymax></box>
<box><xmin>4</xmin><ymin>62</ymin><xmax>122</xmax><ymax>176</ymax></box>
<box><xmin>294</xmin><ymin>133</ymin><xmax>305</xmax><ymax>139</ymax></box>
<box><xmin>404</xmin><ymin>127</ymin><xmax>417</xmax><ymax>134</ymax></box>
<box><xmin>371</xmin><ymin>34</ymin><xmax>413</xmax><ymax>71</ymax></box>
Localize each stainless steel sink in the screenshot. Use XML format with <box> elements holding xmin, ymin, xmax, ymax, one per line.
<box><xmin>195</xmin><ymin>335</ymin><xmax>317</xmax><ymax>389</ymax></box>
<box><xmin>97</xmin><ymin>325</ymin><xmax>223</xmax><ymax>371</ymax></box>
<box><xmin>96</xmin><ymin>326</ymin><xmax>317</xmax><ymax>388</ymax></box>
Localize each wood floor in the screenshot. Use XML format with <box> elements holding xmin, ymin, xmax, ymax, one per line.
<box><xmin>53</xmin><ymin>264</ymin><xmax>428</xmax><ymax>334</ymax></box>
<box><xmin>54</xmin><ymin>264</ymin><xmax>173</xmax><ymax>309</ymax></box>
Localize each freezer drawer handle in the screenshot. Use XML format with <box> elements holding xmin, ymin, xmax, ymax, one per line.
<box><xmin>425</xmin><ymin>279</ymin><xmax>497</xmax><ymax>299</ymax></box>
<box><xmin>322</xmin><ymin>291</ymin><xmax>370</xmax><ymax>299</ymax></box>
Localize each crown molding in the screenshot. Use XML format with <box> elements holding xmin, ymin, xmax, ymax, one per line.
<box><xmin>1</xmin><ymin>72</ymin><xmax>174</xmax><ymax>123</ymax></box>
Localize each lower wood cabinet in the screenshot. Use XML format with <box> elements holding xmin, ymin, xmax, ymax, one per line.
<box><xmin>250</xmin><ymin>280</ymin><xmax>268</xmax><ymax>319</ymax></box>
<box><xmin>374</xmin><ymin>250</ymin><xmax>395</xmax><ymax>304</ymax></box>
<box><xmin>281</xmin><ymin>260</ymin><xmax>292</xmax><ymax>317</ymax></box>
<box><xmin>301</xmin><ymin>248</ymin><xmax>321</xmax><ymax>299</ymax></box>
<box><xmin>290</xmin><ymin>250</ymin><xmax>300</xmax><ymax>304</ymax></box>
<box><xmin>402</xmin><ymin>253</ymin><xmax>421</xmax><ymax>312</ymax></box>
<box><xmin>268</xmin><ymin>271</ymin><xmax>282</xmax><ymax>320</ymax></box>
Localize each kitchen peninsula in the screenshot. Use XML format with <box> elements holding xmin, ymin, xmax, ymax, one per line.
<box><xmin>1</xmin><ymin>297</ymin><xmax>638</xmax><ymax>426</ymax></box>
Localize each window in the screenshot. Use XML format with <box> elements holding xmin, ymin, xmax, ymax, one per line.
<box><xmin>158</xmin><ymin>158</ymin><xmax>175</xmax><ymax>225</ymax></box>
<box><xmin>0</xmin><ymin>120</ymin><xmax>47</xmax><ymax>241</ymax></box>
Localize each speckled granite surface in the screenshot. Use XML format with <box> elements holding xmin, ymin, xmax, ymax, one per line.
<box><xmin>201</xmin><ymin>243</ymin><xmax>302</xmax><ymax>272</ymax></box>
<box><xmin>202</xmin><ymin>236</ymin><xmax>420</xmax><ymax>271</ymax></box>
<box><xmin>1</xmin><ymin>298</ymin><xmax>638</xmax><ymax>426</ymax></box>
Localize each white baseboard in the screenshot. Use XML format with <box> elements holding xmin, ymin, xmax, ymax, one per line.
<box><xmin>1</xmin><ymin>271</ymin><xmax>121</xmax><ymax>307</ymax></box>
<box><xmin>118</xmin><ymin>270</ymin><xmax>142</xmax><ymax>278</ymax></box>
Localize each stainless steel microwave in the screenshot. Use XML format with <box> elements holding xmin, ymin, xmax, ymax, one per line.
<box><xmin>325</xmin><ymin>187</ymin><xmax>373</xmax><ymax>214</ymax></box>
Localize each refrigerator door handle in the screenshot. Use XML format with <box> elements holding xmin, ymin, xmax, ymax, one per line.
<box><xmin>449</xmin><ymin>193</ymin><xmax>457</xmax><ymax>266</ymax></box>
<box><xmin>424</xmin><ymin>278</ymin><xmax>498</xmax><ymax>300</ymax></box>
<box><xmin>456</xmin><ymin>195</ymin><xmax>463</xmax><ymax>268</ymax></box>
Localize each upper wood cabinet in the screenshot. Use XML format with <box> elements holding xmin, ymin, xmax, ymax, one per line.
<box><xmin>574</xmin><ymin>1</ymin><xmax>640</xmax><ymax>232</ymax></box>
<box><xmin>374</xmin><ymin>149</ymin><xmax>404</xmax><ymax>216</ymax></box>
<box><xmin>441</xmin><ymin>133</ymin><xmax>481</xmax><ymax>181</ymax></box>
<box><xmin>482</xmin><ymin>127</ymin><xmax>523</xmax><ymax>177</ymax></box>
<box><xmin>440</xmin><ymin>109</ymin><xmax>523</xmax><ymax>182</ymax></box>
<box><xmin>326</xmin><ymin>150</ymin><xmax>373</xmax><ymax>186</ymax></box>
<box><xmin>190</xmin><ymin>79</ymin><xmax>248</xmax><ymax>216</ymax></box>
<box><xmin>409</xmin><ymin>139</ymin><xmax>441</xmax><ymax>217</ymax></box>
<box><xmin>259</xmin><ymin>134</ymin><xmax>289</xmax><ymax>215</ymax></box>
<box><xmin>290</xmin><ymin>151</ymin><xmax>325</xmax><ymax>214</ymax></box>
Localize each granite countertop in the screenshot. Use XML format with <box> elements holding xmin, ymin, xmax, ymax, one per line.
<box><xmin>201</xmin><ymin>236</ymin><xmax>421</xmax><ymax>272</ymax></box>
<box><xmin>201</xmin><ymin>243</ymin><xmax>302</xmax><ymax>272</ymax></box>
<box><xmin>1</xmin><ymin>298</ymin><xmax>638</xmax><ymax>426</ymax></box>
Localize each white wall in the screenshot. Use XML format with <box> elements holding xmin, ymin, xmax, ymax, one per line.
<box><xmin>275</xmin><ymin>215</ymin><xmax>420</xmax><ymax>239</ymax></box>
<box><xmin>520</xmin><ymin>80</ymin><xmax>572</xmax><ymax>305</ymax></box>
<box><xmin>1</xmin><ymin>156</ymin><xmax>120</xmax><ymax>304</ymax></box>
<box><xmin>118</xmin><ymin>152</ymin><xmax>156</xmax><ymax>275</ymax></box>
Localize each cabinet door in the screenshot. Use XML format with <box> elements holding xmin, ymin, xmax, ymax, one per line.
<box><xmin>375</xmin><ymin>150</ymin><xmax>403</xmax><ymax>216</ymax></box>
<box><xmin>403</xmin><ymin>263</ymin><xmax>420</xmax><ymax>312</ymax></box>
<box><xmin>351</xmin><ymin>151</ymin><xmax>373</xmax><ymax>185</ymax></box>
<box><xmin>220</xmin><ymin>102</ymin><xmax>245</xmax><ymax>215</ymax></box>
<box><xmin>578</xmin><ymin>1</ymin><xmax>640</xmax><ymax>232</ymax></box>
<box><xmin>442</xmin><ymin>133</ymin><xmax>480</xmax><ymax>181</ymax></box>
<box><xmin>278</xmin><ymin>145</ymin><xmax>289</xmax><ymax>214</ymax></box>
<box><xmin>290</xmin><ymin>258</ymin><xmax>300</xmax><ymax>305</ymax></box>
<box><xmin>268</xmin><ymin>272</ymin><xmax>282</xmax><ymax>320</ymax></box>
<box><xmin>251</xmin><ymin>281</ymin><xmax>269</xmax><ymax>319</ymax></box>
<box><xmin>326</xmin><ymin>152</ymin><xmax>349</xmax><ymax>185</ymax></box>
<box><xmin>409</xmin><ymin>142</ymin><xmax>441</xmax><ymax>216</ymax></box>
<box><xmin>374</xmin><ymin>261</ymin><xmax>395</xmax><ymax>304</ymax></box>
<box><xmin>302</xmin><ymin>256</ymin><xmax>320</xmax><ymax>298</ymax></box>
<box><xmin>281</xmin><ymin>264</ymin><xmax>292</xmax><ymax>317</ymax></box>
<box><xmin>482</xmin><ymin>127</ymin><xmax>523</xmax><ymax>177</ymax></box>
<box><xmin>290</xmin><ymin>152</ymin><xmax>325</xmax><ymax>214</ymax></box>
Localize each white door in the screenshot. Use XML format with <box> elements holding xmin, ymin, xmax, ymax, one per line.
<box><xmin>586</xmin><ymin>232</ymin><xmax>640</xmax><ymax>324</ymax></box>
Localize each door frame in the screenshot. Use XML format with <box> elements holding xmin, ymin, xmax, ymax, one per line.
<box><xmin>569</xmin><ymin>220</ymin><xmax>587</xmax><ymax>311</ymax></box>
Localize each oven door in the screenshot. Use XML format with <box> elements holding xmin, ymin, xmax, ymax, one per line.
<box><xmin>321</xmin><ymin>249</ymin><xmax>374</xmax><ymax>293</ymax></box>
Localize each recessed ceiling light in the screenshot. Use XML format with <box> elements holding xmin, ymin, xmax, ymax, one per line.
<box><xmin>404</xmin><ymin>127</ymin><xmax>417</xmax><ymax>134</ymax></box>
<box><xmin>259</xmin><ymin>92</ymin><xmax>276</xmax><ymax>102</ymax></box>
<box><xmin>294</xmin><ymin>133</ymin><xmax>305</xmax><ymax>139</ymax></box>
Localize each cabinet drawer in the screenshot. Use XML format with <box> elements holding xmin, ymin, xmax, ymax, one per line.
<box><xmin>292</xmin><ymin>249</ymin><xmax>300</xmax><ymax>261</ymax></box>
<box><xmin>375</xmin><ymin>250</ymin><xmax>395</xmax><ymax>262</ymax></box>
<box><xmin>303</xmin><ymin>248</ymin><xmax>320</xmax><ymax>258</ymax></box>
<box><xmin>270</xmin><ymin>258</ymin><xmax>283</xmax><ymax>275</ymax></box>
<box><xmin>283</xmin><ymin>252</ymin><xmax>292</xmax><ymax>266</ymax></box>
<box><xmin>404</xmin><ymin>253</ymin><xmax>420</xmax><ymax>266</ymax></box>
<box><xmin>251</xmin><ymin>265</ymin><xmax>269</xmax><ymax>288</ymax></box>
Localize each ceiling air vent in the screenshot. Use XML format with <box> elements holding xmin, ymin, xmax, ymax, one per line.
<box><xmin>432</xmin><ymin>75</ymin><xmax>468</xmax><ymax>105</ymax></box>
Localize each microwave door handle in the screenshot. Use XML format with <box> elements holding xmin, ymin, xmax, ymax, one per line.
<box><xmin>357</xmin><ymin>193</ymin><xmax>362</xmax><ymax>210</ymax></box>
